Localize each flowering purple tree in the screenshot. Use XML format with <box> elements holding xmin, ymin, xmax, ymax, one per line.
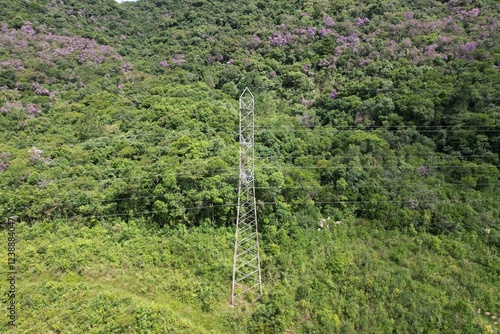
<box><xmin>456</xmin><ymin>41</ymin><xmax>478</xmax><ymax>58</ymax></box>
<box><xmin>330</xmin><ymin>89</ymin><xmax>337</xmax><ymax>99</ymax></box>
<box><xmin>120</xmin><ymin>62</ymin><xmax>134</xmax><ymax>73</ymax></box>
<box><xmin>0</xmin><ymin>101</ymin><xmax>23</xmax><ymax>114</ymax></box>
<box><xmin>323</xmin><ymin>15</ymin><xmax>335</xmax><ymax>28</ymax></box>
<box><xmin>208</xmin><ymin>55</ymin><xmax>224</xmax><ymax>64</ymax></box>
<box><xmin>356</xmin><ymin>17</ymin><xmax>370</xmax><ymax>27</ymax></box>
<box><xmin>32</xmin><ymin>83</ymin><xmax>50</xmax><ymax>96</ymax></box>
<box><xmin>246</xmin><ymin>35</ymin><xmax>261</xmax><ymax>49</ymax></box>
<box><xmin>29</xmin><ymin>146</ymin><xmax>44</xmax><ymax>163</ymax></box>
<box><xmin>0</xmin><ymin>102</ymin><xmax>42</xmax><ymax>118</ymax></box>
<box><xmin>0</xmin><ymin>152</ymin><xmax>10</xmax><ymax>172</ymax></box>
<box><xmin>26</xmin><ymin>104</ymin><xmax>42</xmax><ymax>118</ymax></box>
<box><xmin>29</xmin><ymin>147</ymin><xmax>51</xmax><ymax>164</ymax></box>
<box><xmin>172</xmin><ymin>54</ymin><xmax>185</xmax><ymax>66</ymax></box>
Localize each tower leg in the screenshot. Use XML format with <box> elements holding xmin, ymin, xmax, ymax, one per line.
<box><xmin>231</xmin><ymin>88</ymin><xmax>262</xmax><ymax>306</ymax></box>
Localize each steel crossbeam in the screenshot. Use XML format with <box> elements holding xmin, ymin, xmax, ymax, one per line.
<box><xmin>231</xmin><ymin>88</ymin><xmax>263</xmax><ymax>306</ymax></box>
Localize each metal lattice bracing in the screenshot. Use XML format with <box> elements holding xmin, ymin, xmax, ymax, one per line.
<box><xmin>231</xmin><ymin>87</ymin><xmax>262</xmax><ymax>306</ymax></box>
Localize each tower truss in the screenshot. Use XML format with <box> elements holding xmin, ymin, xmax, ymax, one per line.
<box><xmin>231</xmin><ymin>87</ymin><xmax>262</xmax><ymax>306</ymax></box>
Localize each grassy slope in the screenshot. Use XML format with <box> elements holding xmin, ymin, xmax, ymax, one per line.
<box><xmin>0</xmin><ymin>220</ymin><xmax>237</xmax><ymax>333</ymax></box>
<box><xmin>1</xmin><ymin>220</ymin><xmax>498</xmax><ymax>333</ymax></box>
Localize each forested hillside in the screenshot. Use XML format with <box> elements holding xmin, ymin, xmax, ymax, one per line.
<box><xmin>1</xmin><ymin>0</ymin><xmax>499</xmax><ymax>332</ymax></box>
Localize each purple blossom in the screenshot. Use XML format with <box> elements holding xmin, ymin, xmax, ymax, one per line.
<box><xmin>467</xmin><ymin>8</ymin><xmax>480</xmax><ymax>17</ymax></box>
<box><xmin>268</xmin><ymin>31</ymin><xmax>297</xmax><ymax>47</ymax></box>
<box><xmin>0</xmin><ymin>58</ymin><xmax>24</xmax><ymax>71</ymax></box>
<box><xmin>456</xmin><ymin>41</ymin><xmax>478</xmax><ymax>58</ymax></box>
<box><xmin>401</xmin><ymin>38</ymin><xmax>413</xmax><ymax>48</ymax></box>
<box><xmin>403</xmin><ymin>11</ymin><xmax>414</xmax><ymax>20</ymax></box>
<box><xmin>330</xmin><ymin>89</ymin><xmax>337</xmax><ymax>99</ymax></box>
<box><xmin>226</xmin><ymin>58</ymin><xmax>235</xmax><ymax>65</ymax></box>
<box><xmin>295</xmin><ymin>28</ymin><xmax>307</xmax><ymax>35</ymax></box>
<box><xmin>356</xmin><ymin>17</ymin><xmax>370</xmax><ymax>26</ymax></box>
<box><xmin>32</xmin><ymin>83</ymin><xmax>50</xmax><ymax>96</ymax></box>
<box><xmin>120</xmin><ymin>62</ymin><xmax>134</xmax><ymax>73</ymax></box>
<box><xmin>337</xmin><ymin>33</ymin><xmax>360</xmax><ymax>50</ymax></box>
<box><xmin>3</xmin><ymin>25</ymin><xmax>122</xmax><ymax>72</ymax></box>
<box><xmin>438</xmin><ymin>35</ymin><xmax>452</xmax><ymax>44</ymax></box>
<box><xmin>409</xmin><ymin>47</ymin><xmax>421</xmax><ymax>62</ymax></box>
<box><xmin>385</xmin><ymin>40</ymin><xmax>398</xmax><ymax>57</ymax></box>
<box><xmin>26</xmin><ymin>104</ymin><xmax>42</xmax><ymax>118</ymax></box>
<box><xmin>268</xmin><ymin>71</ymin><xmax>277</xmax><ymax>79</ymax></box>
<box><xmin>120</xmin><ymin>35</ymin><xmax>126</xmax><ymax>41</ymax></box>
<box><xmin>118</xmin><ymin>84</ymin><xmax>123</xmax><ymax>90</ymax></box>
<box><xmin>0</xmin><ymin>152</ymin><xmax>10</xmax><ymax>172</ymax></box>
<box><xmin>246</xmin><ymin>35</ymin><xmax>261</xmax><ymax>49</ymax></box>
<box><xmin>29</xmin><ymin>146</ymin><xmax>44</xmax><ymax>162</ymax></box>
<box><xmin>318</xmin><ymin>58</ymin><xmax>330</xmax><ymax>67</ymax></box>
<box><xmin>424</xmin><ymin>43</ymin><xmax>439</xmax><ymax>56</ymax></box>
<box><xmin>459</xmin><ymin>7</ymin><xmax>480</xmax><ymax>19</ymax></box>
<box><xmin>358</xmin><ymin>59</ymin><xmax>371</xmax><ymax>67</ymax></box>
<box><xmin>208</xmin><ymin>55</ymin><xmax>223</xmax><ymax>64</ymax></box>
<box><xmin>307</xmin><ymin>27</ymin><xmax>317</xmax><ymax>36</ymax></box>
<box><xmin>323</xmin><ymin>15</ymin><xmax>335</xmax><ymax>28</ymax></box>
<box><xmin>160</xmin><ymin>60</ymin><xmax>169</xmax><ymax>67</ymax></box>
<box><xmin>319</xmin><ymin>27</ymin><xmax>331</xmax><ymax>37</ymax></box>
<box><xmin>20</xmin><ymin>24</ymin><xmax>36</xmax><ymax>36</ymax></box>
<box><xmin>0</xmin><ymin>101</ymin><xmax>23</xmax><ymax>113</ymax></box>
<box><xmin>77</xmin><ymin>53</ymin><xmax>87</xmax><ymax>64</ymax></box>
<box><xmin>95</xmin><ymin>55</ymin><xmax>104</xmax><ymax>64</ymax></box>
<box><xmin>172</xmin><ymin>54</ymin><xmax>185</xmax><ymax>66</ymax></box>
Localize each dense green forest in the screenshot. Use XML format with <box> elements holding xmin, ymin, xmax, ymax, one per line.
<box><xmin>0</xmin><ymin>0</ymin><xmax>499</xmax><ymax>332</ymax></box>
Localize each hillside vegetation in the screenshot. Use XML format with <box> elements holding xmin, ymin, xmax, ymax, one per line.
<box><xmin>0</xmin><ymin>0</ymin><xmax>499</xmax><ymax>332</ymax></box>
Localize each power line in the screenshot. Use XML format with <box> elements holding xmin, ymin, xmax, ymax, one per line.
<box><xmin>1</xmin><ymin>154</ymin><xmax>498</xmax><ymax>181</ymax></box>
<box><xmin>8</xmin><ymin>181</ymin><xmax>499</xmax><ymax>214</ymax></box>
<box><xmin>254</xmin><ymin>128</ymin><xmax>500</xmax><ymax>134</ymax></box>
<box><xmin>256</xmin><ymin>153</ymin><xmax>497</xmax><ymax>159</ymax></box>
<box><xmin>25</xmin><ymin>198</ymin><xmax>497</xmax><ymax>223</ymax></box>
<box><xmin>11</xmin><ymin>124</ymin><xmax>499</xmax><ymax>149</ymax></box>
<box><xmin>79</xmin><ymin>126</ymin><xmax>500</xmax><ymax>141</ymax></box>
<box><xmin>254</xmin><ymin>125</ymin><xmax>500</xmax><ymax>130</ymax></box>
<box><xmin>1</xmin><ymin>164</ymin><xmax>497</xmax><ymax>188</ymax></box>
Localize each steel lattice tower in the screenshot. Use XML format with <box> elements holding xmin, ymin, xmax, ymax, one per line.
<box><xmin>231</xmin><ymin>87</ymin><xmax>262</xmax><ymax>306</ymax></box>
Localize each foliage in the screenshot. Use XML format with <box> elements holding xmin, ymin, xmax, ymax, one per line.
<box><xmin>0</xmin><ymin>0</ymin><xmax>499</xmax><ymax>332</ymax></box>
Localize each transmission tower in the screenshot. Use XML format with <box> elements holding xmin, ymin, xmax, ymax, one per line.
<box><xmin>231</xmin><ymin>87</ymin><xmax>262</xmax><ymax>306</ymax></box>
